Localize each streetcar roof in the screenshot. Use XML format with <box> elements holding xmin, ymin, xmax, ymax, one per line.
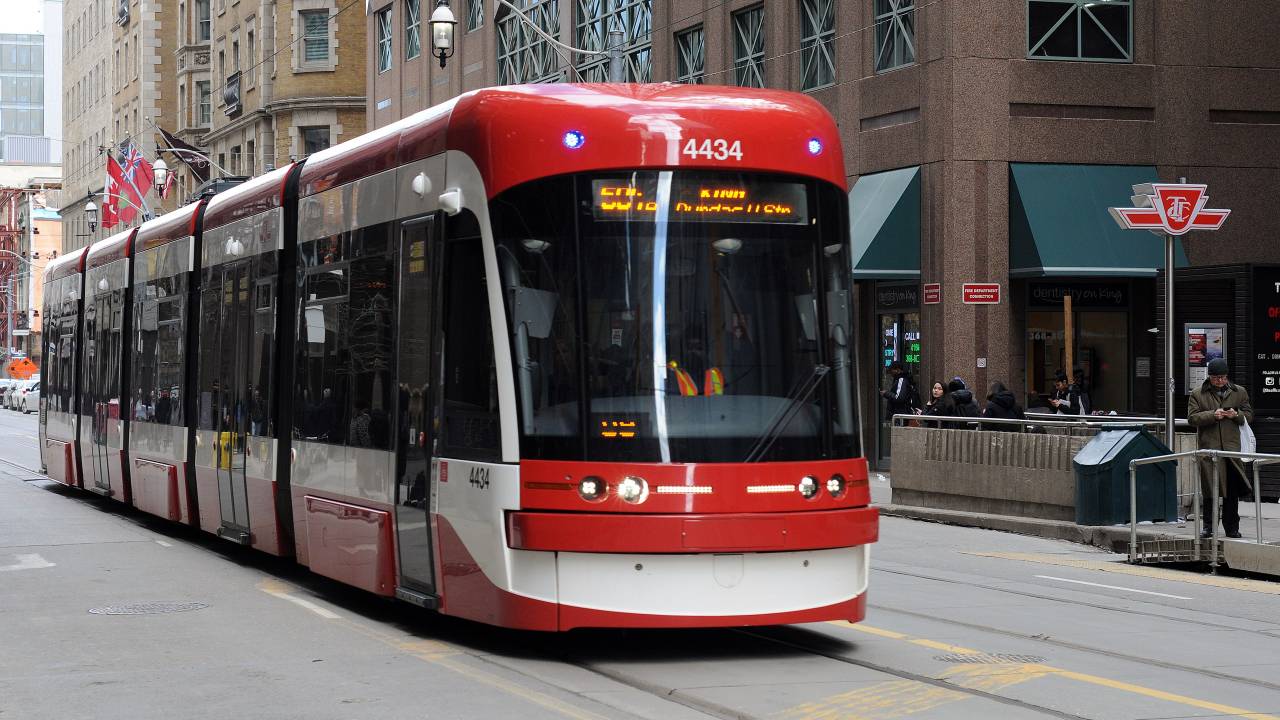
<box><xmin>135</xmin><ymin>198</ymin><xmax>207</xmax><ymax>254</ymax></box>
<box><xmin>43</xmin><ymin>245</ymin><xmax>87</xmax><ymax>282</ymax></box>
<box><xmin>85</xmin><ymin>227</ymin><xmax>138</xmax><ymax>270</ymax></box>
<box><xmin>203</xmin><ymin>164</ymin><xmax>297</xmax><ymax>231</ymax></box>
<box><xmin>298</xmin><ymin>83</ymin><xmax>847</xmax><ymax>199</ymax></box>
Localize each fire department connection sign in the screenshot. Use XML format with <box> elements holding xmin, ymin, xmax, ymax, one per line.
<box><xmin>962</xmin><ymin>283</ymin><xmax>1001</xmax><ymax>304</ymax></box>
<box><xmin>1109</xmin><ymin>183</ymin><xmax>1230</xmax><ymax>235</ymax></box>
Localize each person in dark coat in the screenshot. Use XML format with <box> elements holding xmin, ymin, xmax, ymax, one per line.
<box><xmin>1050</xmin><ymin>369</ymin><xmax>1091</xmax><ymax>416</ymax></box>
<box><xmin>942</xmin><ymin>378</ymin><xmax>981</xmax><ymax>428</ymax></box>
<box><xmin>1187</xmin><ymin>358</ymin><xmax>1254</xmax><ymax>538</ymax></box>
<box><xmin>880</xmin><ymin>362</ymin><xmax>919</xmax><ymax>418</ymax></box>
<box><xmin>981</xmin><ymin>381</ymin><xmax>1025</xmax><ymax>430</ymax></box>
<box><xmin>922</xmin><ymin>381</ymin><xmax>947</xmax><ymax>417</ymax></box>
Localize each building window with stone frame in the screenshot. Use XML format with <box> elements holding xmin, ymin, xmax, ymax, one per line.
<box><xmin>574</xmin><ymin>0</ymin><xmax>651</xmax><ymax>82</ymax></box>
<box><xmin>732</xmin><ymin>5</ymin><xmax>764</xmax><ymax>88</ymax></box>
<box><xmin>301</xmin><ymin>126</ymin><xmax>330</xmax><ymax>156</ymax></box>
<box><xmin>376</xmin><ymin>6</ymin><xmax>393</xmax><ymax>72</ymax></box>
<box><xmin>799</xmin><ymin>0</ymin><xmax>834</xmax><ymax>90</ymax></box>
<box><xmin>873</xmin><ymin>0</ymin><xmax>914</xmax><ymax>73</ymax></box>
<box><xmin>297</xmin><ymin>6</ymin><xmax>335</xmax><ymax>70</ymax></box>
<box><xmin>405</xmin><ymin>0</ymin><xmax>422</xmax><ymax>59</ymax></box>
<box><xmin>496</xmin><ymin>0</ymin><xmax>560</xmax><ymax>84</ymax></box>
<box><xmin>197</xmin><ymin>80</ymin><xmax>211</xmax><ymax>125</ymax></box>
<box><xmin>247</xmin><ymin>139</ymin><xmax>256</xmax><ymax>175</ymax></box>
<box><xmin>1027</xmin><ymin>0</ymin><xmax>1131</xmax><ymax>62</ymax></box>
<box><xmin>196</xmin><ymin>0</ymin><xmax>211</xmax><ymax>41</ymax></box>
<box><xmin>674</xmin><ymin>25</ymin><xmax>703</xmax><ymax>84</ymax></box>
<box><xmin>246</xmin><ymin>24</ymin><xmax>256</xmax><ymax>88</ymax></box>
<box><xmin>466</xmin><ymin>0</ymin><xmax>483</xmax><ymax>32</ymax></box>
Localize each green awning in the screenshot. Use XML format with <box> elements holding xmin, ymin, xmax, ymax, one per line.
<box><xmin>1009</xmin><ymin>163</ymin><xmax>1189</xmax><ymax>278</ymax></box>
<box><xmin>850</xmin><ymin>166</ymin><xmax>920</xmax><ymax>279</ymax></box>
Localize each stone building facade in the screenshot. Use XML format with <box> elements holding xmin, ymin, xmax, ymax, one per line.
<box><xmin>364</xmin><ymin>0</ymin><xmax>1280</xmax><ymax>466</ymax></box>
<box><xmin>59</xmin><ymin>0</ymin><xmax>114</xmax><ymax>251</ymax></box>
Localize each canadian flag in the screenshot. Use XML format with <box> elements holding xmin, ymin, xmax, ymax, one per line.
<box><xmin>102</xmin><ymin>156</ymin><xmax>122</xmax><ymax>229</ymax></box>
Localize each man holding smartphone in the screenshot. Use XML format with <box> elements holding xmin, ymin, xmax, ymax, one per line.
<box><xmin>1187</xmin><ymin>358</ymin><xmax>1254</xmax><ymax>538</ymax></box>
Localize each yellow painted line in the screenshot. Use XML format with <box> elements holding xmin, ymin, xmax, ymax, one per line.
<box><xmin>255</xmin><ymin>578</ymin><xmax>608</xmax><ymax>720</ymax></box>
<box><xmin>829</xmin><ymin>623</ymin><xmax>1280</xmax><ymax>720</ymax></box>
<box><xmin>961</xmin><ymin>551</ymin><xmax>1280</xmax><ymax>595</ymax></box>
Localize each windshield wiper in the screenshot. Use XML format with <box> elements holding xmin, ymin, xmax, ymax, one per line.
<box><xmin>743</xmin><ymin>364</ymin><xmax>829</xmax><ymax>463</ymax></box>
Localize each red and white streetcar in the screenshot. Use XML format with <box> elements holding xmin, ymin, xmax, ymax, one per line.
<box><xmin>40</xmin><ymin>84</ymin><xmax>879</xmax><ymax>630</ymax></box>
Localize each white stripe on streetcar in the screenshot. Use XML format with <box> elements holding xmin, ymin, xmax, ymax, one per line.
<box><xmin>1035</xmin><ymin>575</ymin><xmax>1192</xmax><ymax>600</ymax></box>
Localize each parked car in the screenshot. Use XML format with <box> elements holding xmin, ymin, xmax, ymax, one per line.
<box><xmin>21</xmin><ymin>382</ymin><xmax>38</xmax><ymax>414</ymax></box>
<box><xmin>0</xmin><ymin>379</ymin><xmax>13</xmax><ymax>407</ymax></box>
<box><xmin>9</xmin><ymin>379</ymin><xmax>35</xmax><ymax>410</ymax></box>
<box><xmin>0</xmin><ymin>381</ymin><xmax>18</xmax><ymax>410</ymax></box>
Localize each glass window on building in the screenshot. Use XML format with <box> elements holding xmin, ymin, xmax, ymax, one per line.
<box><xmin>302</xmin><ymin>9</ymin><xmax>331</xmax><ymax>63</ymax></box>
<box><xmin>732</xmin><ymin>5</ymin><xmax>764</xmax><ymax>88</ymax></box>
<box><xmin>874</xmin><ymin>0</ymin><xmax>914</xmax><ymax>73</ymax></box>
<box><xmin>302</xmin><ymin>126</ymin><xmax>331</xmax><ymax>156</ymax></box>
<box><xmin>376</xmin><ymin>6</ymin><xmax>393</xmax><ymax>72</ymax></box>
<box><xmin>496</xmin><ymin>0</ymin><xmax>560</xmax><ymax>84</ymax></box>
<box><xmin>196</xmin><ymin>0</ymin><xmax>211</xmax><ymax>40</ymax></box>
<box><xmin>197</xmin><ymin>80</ymin><xmax>212</xmax><ymax>125</ymax></box>
<box><xmin>574</xmin><ymin>0</ymin><xmax>652</xmax><ymax>82</ymax></box>
<box><xmin>467</xmin><ymin>0</ymin><xmax>483</xmax><ymax>31</ymax></box>
<box><xmin>674</xmin><ymin>25</ymin><xmax>704</xmax><ymax>84</ymax></box>
<box><xmin>405</xmin><ymin>0</ymin><xmax>422</xmax><ymax>59</ymax></box>
<box><xmin>799</xmin><ymin>0</ymin><xmax>834</xmax><ymax>90</ymax></box>
<box><xmin>1024</xmin><ymin>282</ymin><xmax>1133</xmax><ymax>414</ymax></box>
<box><xmin>1028</xmin><ymin>0</ymin><xmax>1131</xmax><ymax>62</ymax></box>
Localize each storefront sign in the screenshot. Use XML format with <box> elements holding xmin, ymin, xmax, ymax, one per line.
<box><xmin>962</xmin><ymin>283</ymin><xmax>1001</xmax><ymax>304</ymax></box>
<box><xmin>1028</xmin><ymin>282</ymin><xmax>1128</xmax><ymax>309</ymax></box>
<box><xmin>875</xmin><ymin>285</ymin><xmax>919</xmax><ymax>311</ymax></box>
<box><xmin>923</xmin><ymin>283</ymin><xmax>941</xmax><ymax>305</ymax></box>
<box><xmin>1252</xmin><ymin>266</ymin><xmax>1280</xmax><ymax>412</ymax></box>
<box><xmin>1184</xmin><ymin>323</ymin><xmax>1227</xmax><ymax>393</ymax></box>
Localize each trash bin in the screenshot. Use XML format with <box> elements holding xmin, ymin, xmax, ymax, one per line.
<box><xmin>1072</xmin><ymin>427</ymin><xmax>1177</xmax><ymax>526</ymax></box>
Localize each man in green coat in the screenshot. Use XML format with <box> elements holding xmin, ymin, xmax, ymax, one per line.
<box><xmin>1187</xmin><ymin>358</ymin><xmax>1254</xmax><ymax>538</ymax></box>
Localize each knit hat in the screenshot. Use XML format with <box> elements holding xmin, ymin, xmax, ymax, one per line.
<box><xmin>1207</xmin><ymin>358</ymin><xmax>1229</xmax><ymax>377</ymax></box>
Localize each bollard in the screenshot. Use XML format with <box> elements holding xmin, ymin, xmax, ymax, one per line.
<box><xmin>1209</xmin><ymin>454</ymin><xmax>1221</xmax><ymax>572</ymax></box>
<box><xmin>1255</xmin><ymin>461</ymin><xmax>1264</xmax><ymax>544</ymax></box>
<box><xmin>1129</xmin><ymin>463</ymin><xmax>1138</xmax><ymax>563</ymax></box>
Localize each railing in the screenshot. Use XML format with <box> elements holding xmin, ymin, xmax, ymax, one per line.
<box><xmin>1129</xmin><ymin>449</ymin><xmax>1280</xmax><ymax>568</ymax></box>
<box><xmin>892</xmin><ymin>413</ymin><xmax>1190</xmax><ymax>437</ymax></box>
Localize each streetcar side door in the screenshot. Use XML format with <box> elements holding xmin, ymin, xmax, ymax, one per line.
<box><xmin>393</xmin><ymin>215</ymin><xmax>440</xmax><ymax>599</ymax></box>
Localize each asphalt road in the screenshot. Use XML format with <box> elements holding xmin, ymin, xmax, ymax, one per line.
<box><xmin>2</xmin><ymin>409</ymin><xmax>1279</xmax><ymax>720</ymax></box>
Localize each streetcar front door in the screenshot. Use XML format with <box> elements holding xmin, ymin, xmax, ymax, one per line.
<box><xmin>214</xmin><ymin>261</ymin><xmax>252</xmax><ymax>540</ymax></box>
<box><xmin>394</xmin><ymin>217</ymin><xmax>439</xmax><ymax>598</ymax></box>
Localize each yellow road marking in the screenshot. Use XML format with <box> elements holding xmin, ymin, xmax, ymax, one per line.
<box><xmin>829</xmin><ymin>623</ymin><xmax>1280</xmax><ymax>720</ymax></box>
<box><xmin>961</xmin><ymin>551</ymin><xmax>1280</xmax><ymax>595</ymax></box>
<box><xmin>255</xmin><ymin>578</ymin><xmax>608</xmax><ymax>720</ymax></box>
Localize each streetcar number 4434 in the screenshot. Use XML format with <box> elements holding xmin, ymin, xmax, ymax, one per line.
<box><xmin>682</xmin><ymin>139</ymin><xmax>743</xmax><ymax>162</ymax></box>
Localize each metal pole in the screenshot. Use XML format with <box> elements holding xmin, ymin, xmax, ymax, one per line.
<box><xmin>1165</xmin><ymin>232</ymin><xmax>1175</xmax><ymax>448</ymax></box>
<box><xmin>25</xmin><ymin>191</ymin><xmax>33</xmax><ymax>360</ymax></box>
<box><xmin>1255</xmin><ymin>461</ymin><xmax>1263</xmax><ymax>544</ymax></box>
<box><xmin>1209</xmin><ymin>454</ymin><xmax>1221</xmax><ymax>572</ymax></box>
<box><xmin>607</xmin><ymin>29</ymin><xmax>625</xmax><ymax>82</ymax></box>
<box><xmin>1129</xmin><ymin>463</ymin><xmax>1138</xmax><ymax>563</ymax></box>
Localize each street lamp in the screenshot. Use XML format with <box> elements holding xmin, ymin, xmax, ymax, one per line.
<box><xmin>84</xmin><ymin>201</ymin><xmax>99</xmax><ymax>233</ymax></box>
<box><xmin>153</xmin><ymin>158</ymin><xmax>170</xmax><ymax>191</ymax></box>
<box><xmin>430</xmin><ymin>0</ymin><xmax>457</xmax><ymax>69</ymax></box>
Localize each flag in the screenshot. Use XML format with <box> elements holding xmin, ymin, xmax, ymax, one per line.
<box><xmin>157</xmin><ymin>126</ymin><xmax>210</xmax><ymax>183</ymax></box>
<box><xmin>107</xmin><ymin>154</ymin><xmax>140</xmax><ymax>225</ymax></box>
<box><xmin>121</xmin><ymin>142</ymin><xmax>155</xmax><ymax>196</ymax></box>
<box><xmin>160</xmin><ymin>167</ymin><xmax>175</xmax><ymax>199</ymax></box>
<box><xmin>102</xmin><ymin>157</ymin><xmax>121</xmax><ymax>229</ymax></box>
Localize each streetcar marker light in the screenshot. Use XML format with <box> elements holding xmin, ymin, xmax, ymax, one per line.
<box><xmin>798</xmin><ymin>475</ymin><xmax>820</xmax><ymax>499</ymax></box>
<box><xmin>827</xmin><ymin>474</ymin><xmax>846</xmax><ymax>498</ymax></box>
<box><xmin>807</xmin><ymin>138</ymin><xmax>823</xmax><ymax>156</ymax></box>
<box><xmin>563</xmin><ymin>130</ymin><xmax>586</xmax><ymax>150</ymax></box>
<box><xmin>655</xmin><ymin>485</ymin><xmax>713</xmax><ymax>494</ymax></box>
<box><xmin>578</xmin><ymin>476</ymin><xmax>607</xmax><ymax>502</ymax></box>
<box><xmin>747</xmin><ymin>484</ymin><xmax>795</xmax><ymax>494</ymax></box>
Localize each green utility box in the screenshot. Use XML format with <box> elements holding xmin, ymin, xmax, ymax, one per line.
<box><xmin>1072</xmin><ymin>428</ymin><xmax>1178</xmax><ymax>526</ymax></box>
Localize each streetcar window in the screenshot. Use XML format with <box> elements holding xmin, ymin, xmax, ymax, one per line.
<box><xmin>131</xmin><ymin>242</ymin><xmax>188</xmax><ymax>427</ymax></box>
<box><xmin>440</xmin><ymin>212</ymin><xmax>500</xmax><ymax>460</ymax></box>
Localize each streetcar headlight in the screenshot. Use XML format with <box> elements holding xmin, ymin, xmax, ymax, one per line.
<box><xmin>827</xmin><ymin>474</ymin><xmax>846</xmax><ymax>498</ymax></box>
<box><xmin>616</xmin><ymin>475</ymin><xmax>649</xmax><ymax>504</ymax></box>
<box><xmin>797</xmin><ymin>475</ymin><xmax>819</xmax><ymax>499</ymax></box>
<box><xmin>578</xmin><ymin>476</ymin><xmax>607</xmax><ymax>502</ymax></box>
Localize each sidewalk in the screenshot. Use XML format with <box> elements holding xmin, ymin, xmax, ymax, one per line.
<box><xmin>870</xmin><ymin>470</ymin><xmax>1280</xmax><ymax>576</ymax></box>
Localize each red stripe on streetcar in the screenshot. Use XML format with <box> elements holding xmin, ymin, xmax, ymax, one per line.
<box><xmin>507</xmin><ymin>507</ymin><xmax>879</xmax><ymax>553</ymax></box>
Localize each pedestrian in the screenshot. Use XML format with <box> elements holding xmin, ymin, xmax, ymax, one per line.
<box><xmin>1049</xmin><ymin>369</ymin><xmax>1091</xmax><ymax>416</ymax></box>
<box><xmin>923</xmin><ymin>381</ymin><xmax>947</xmax><ymax>416</ymax></box>
<box><xmin>1187</xmin><ymin>358</ymin><xmax>1254</xmax><ymax>539</ymax></box>
<box><xmin>943</xmin><ymin>378</ymin><xmax>981</xmax><ymax>428</ymax></box>
<box><xmin>880</xmin><ymin>362</ymin><xmax>920</xmax><ymax>418</ymax></box>
<box><xmin>981</xmin><ymin>381</ymin><xmax>1025</xmax><ymax>430</ymax></box>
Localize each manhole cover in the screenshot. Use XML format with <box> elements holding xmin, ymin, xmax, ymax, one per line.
<box><xmin>934</xmin><ymin>653</ymin><xmax>1045</xmax><ymax>664</ymax></box>
<box><xmin>88</xmin><ymin>602</ymin><xmax>209</xmax><ymax>616</ymax></box>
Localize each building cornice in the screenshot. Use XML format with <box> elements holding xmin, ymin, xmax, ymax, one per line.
<box><xmin>264</xmin><ymin>96</ymin><xmax>367</xmax><ymax>115</ymax></box>
<box><xmin>202</xmin><ymin>108</ymin><xmax>271</xmax><ymax>144</ymax></box>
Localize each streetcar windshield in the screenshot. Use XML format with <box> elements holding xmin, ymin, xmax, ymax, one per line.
<box><xmin>492</xmin><ymin>171</ymin><xmax>857</xmax><ymax>463</ymax></box>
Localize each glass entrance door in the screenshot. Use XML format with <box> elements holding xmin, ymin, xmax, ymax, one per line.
<box><xmin>394</xmin><ymin>217</ymin><xmax>438</xmax><ymax>595</ymax></box>
<box><xmin>876</xmin><ymin>311</ymin><xmax>920</xmax><ymax>467</ymax></box>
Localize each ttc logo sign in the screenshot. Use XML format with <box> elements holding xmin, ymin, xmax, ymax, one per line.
<box><xmin>1108</xmin><ymin>183</ymin><xmax>1230</xmax><ymax>236</ymax></box>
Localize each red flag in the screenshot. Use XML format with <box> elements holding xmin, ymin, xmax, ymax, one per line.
<box><xmin>122</xmin><ymin>143</ymin><xmax>155</xmax><ymax>195</ymax></box>
<box><xmin>107</xmin><ymin>154</ymin><xmax>139</xmax><ymax>224</ymax></box>
<box><xmin>103</xmin><ymin>156</ymin><xmax>123</xmax><ymax>229</ymax></box>
<box><xmin>160</xmin><ymin>168</ymin><xmax>175</xmax><ymax>199</ymax></box>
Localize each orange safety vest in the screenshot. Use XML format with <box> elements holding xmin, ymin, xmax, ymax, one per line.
<box><xmin>704</xmin><ymin>367</ymin><xmax>724</xmax><ymax>395</ymax></box>
<box><xmin>668</xmin><ymin>360</ymin><xmax>698</xmax><ymax>396</ymax></box>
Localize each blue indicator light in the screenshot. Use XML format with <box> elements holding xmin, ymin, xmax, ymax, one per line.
<box><xmin>807</xmin><ymin>138</ymin><xmax>823</xmax><ymax>156</ymax></box>
<box><xmin>563</xmin><ymin>130</ymin><xmax>586</xmax><ymax>150</ymax></box>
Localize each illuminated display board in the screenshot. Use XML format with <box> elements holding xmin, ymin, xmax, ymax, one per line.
<box><xmin>591</xmin><ymin>178</ymin><xmax>809</xmax><ymax>225</ymax></box>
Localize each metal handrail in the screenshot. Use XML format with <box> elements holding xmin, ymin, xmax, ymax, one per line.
<box><xmin>893</xmin><ymin>413</ymin><xmax>1168</xmax><ymax>437</ymax></box>
<box><xmin>1129</xmin><ymin>449</ymin><xmax>1280</xmax><ymax>568</ymax></box>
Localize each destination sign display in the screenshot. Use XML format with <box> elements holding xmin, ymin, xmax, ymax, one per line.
<box><xmin>591</xmin><ymin>178</ymin><xmax>808</xmax><ymax>225</ymax></box>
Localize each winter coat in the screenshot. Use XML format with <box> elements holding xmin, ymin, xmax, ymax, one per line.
<box><xmin>940</xmin><ymin>389</ymin><xmax>981</xmax><ymax>428</ymax></box>
<box><xmin>982</xmin><ymin>390</ymin><xmax>1025</xmax><ymax>430</ymax></box>
<box><xmin>882</xmin><ymin>375</ymin><xmax>918</xmax><ymax>417</ymax></box>
<box><xmin>1050</xmin><ymin>383</ymin><xmax>1091</xmax><ymax>415</ymax></box>
<box><xmin>1188</xmin><ymin>380</ymin><xmax>1254</xmax><ymax>494</ymax></box>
